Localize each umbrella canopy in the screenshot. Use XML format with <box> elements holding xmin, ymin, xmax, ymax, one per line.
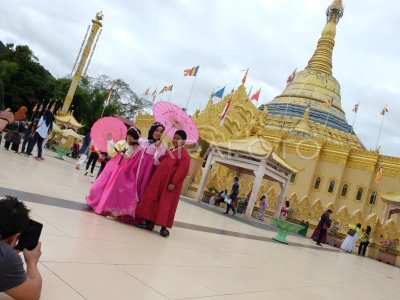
<box><xmin>153</xmin><ymin>101</ymin><xmax>199</xmax><ymax>145</ymax></box>
<box><xmin>91</xmin><ymin>117</ymin><xmax>127</xmax><ymax>152</ymax></box>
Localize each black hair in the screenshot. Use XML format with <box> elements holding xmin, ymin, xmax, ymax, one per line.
<box><xmin>356</xmin><ymin>223</ymin><xmax>362</xmax><ymax>228</ymax></box>
<box><xmin>175</xmin><ymin>130</ymin><xmax>187</xmax><ymax>140</ymax></box>
<box><xmin>234</xmin><ymin>176</ymin><xmax>239</xmax><ymax>181</ymax></box>
<box><xmin>285</xmin><ymin>200</ymin><xmax>290</xmax><ymax>207</ymax></box>
<box><xmin>327</xmin><ymin>209</ymin><xmax>333</xmax><ymax>213</ymax></box>
<box><xmin>148</xmin><ymin>122</ymin><xmax>165</xmax><ymax>144</ymax></box>
<box><xmin>0</xmin><ymin>196</ymin><xmax>30</xmax><ymax>240</ymax></box>
<box><xmin>366</xmin><ymin>225</ymin><xmax>372</xmax><ymax>234</ymax></box>
<box><xmin>127</xmin><ymin>127</ymin><xmax>140</xmax><ymax>145</ymax></box>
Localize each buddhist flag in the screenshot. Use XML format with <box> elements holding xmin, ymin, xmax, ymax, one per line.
<box><xmin>242</xmin><ymin>68</ymin><xmax>249</xmax><ymax>84</ymax></box>
<box><xmin>375</xmin><ymin>164</ymin><xmax>383</xmax><ymax>184</ymax></box>
<box><xmin>323</xmin><ymin>99</ymin><xmax>332</xmax><ymax>107</ymax></box>
<box><xmin>152</xmin><ymin>88</ymin><xmax>157</xmax><ymax>102</ymax></box>
<box><xmin>168</xmin><ymin>85</ymin><xmax>173</xmax><ymax>91</ymax></box>
<box><xmin>212</xmin><ymin>86</ymin><xmax>225</xmax><ymax>98</ymax></box>
<box><xmin>220</xmin><ymin>89</ymin><xmax>234</xmax><ymax>126</ymax></box>
<box><xmin>184</xmin><ymin>66</ymin><xmax>199</xmax><ymax>76</ymax></box>
<box><xmin>352</xmin><ymin>103</ymin><xmax>359</xmax><ymax>113</ymax></box>
<box><xmin>105</xmin><ymin>85</ymin><xmax>114</xmax><ymax>104</ymax></box>
<box><xmin>286</xmin><ymin>68</ymin><xmax>297</xmax><ymax>84</ymax></box>
<box><xmin>144</xmin><ymin>87</ymin><xmax>150</xmax><ymax>96</ymax></box>
<box><xmin>380</xmin><ymin>106</ymin><xmax>388</xmax><ymax>115</ymax></box>
<box><xmin>250</xmin><ymin>88</ymin><xmax>261</xmax><ymax>102</ymax></box>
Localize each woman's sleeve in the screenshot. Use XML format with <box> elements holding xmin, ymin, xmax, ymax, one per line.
<box><xmin>170</xmin><ymin>152</ymin><xmax>190</xmax><ymax>186</ymax></box>
<box><xmin>153</xmin><ymin>144</ymin><xmax>166</xmax><ymax>166</ymax></box>
<box><xmin>107</xmin><ymin>140</ymin><xmax>117</xmax><ymax>157</ymax></box>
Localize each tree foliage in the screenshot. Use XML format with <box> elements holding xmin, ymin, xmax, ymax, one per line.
<box><xmin>0</xmin><ymin>43</ymin><xmax>150</xmax><ymax>131</ymax></box>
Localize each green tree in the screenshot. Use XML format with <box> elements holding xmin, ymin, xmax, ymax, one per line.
<box><xmin>0</xmin><ymin>78</ymin><xmax>4</xmax><ymax>110</ymax></box>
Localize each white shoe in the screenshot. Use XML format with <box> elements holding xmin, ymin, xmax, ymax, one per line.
<box><xmin>84</xmin><ymin>170</ymin><xmax>88</xmax><ymax>176</ymax></box>
<box><xmin>90</xmin><ymin>173</ymin><xmax>94</xmax><ymax>177</ymax></box>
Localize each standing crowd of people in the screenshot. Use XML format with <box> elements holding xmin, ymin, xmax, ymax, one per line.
<box><xmin>85</xmin><ymin>122</ymin><xmax>191</xmax><ymax>237</ymax></box>
<box><xmin>0</xmin><ymin>106</ymin><xmax>54</xmax><ymax>161</ymax></box>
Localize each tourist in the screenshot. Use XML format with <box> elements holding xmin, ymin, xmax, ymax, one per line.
<box><xmin>280</xmin><ymin>201</ymin><xmax>290</xmax><ymax>220</ymax></box>
<box><xmin>84</xmin><ymin>144</ymin><xmax>101</xmax><ymax>177</ymax></box>
<box><xmin>316</xmin><ymin>209</ymin><xmax>333</xmax><ymax>246</ymax></box>
<box><xmin>97</xmin><ymin>152</ymin><xmax>109</xmax><ymax>178</ymax></box>
<box><xmin>341</xmin><ymin>223</ymin><xmax>362</xmax><ymax>253</ymax></box>
<box><xmin>358</xmin><ymin>225</ymin><xmax>372</xmax><ymax>256</ymax></box>
<box><xmin>136</xmin><ymin>122</ymin><xmax>166</xmax><ymax>198</ymax></box>
<box><xmin>0</xmin><ymin>108</ymin><xmax>15</xmax><ymax>132</ymax></box>
<box><xmin>4</xmin><ymin>121</ymin><xmax>24</xmax><ymax>153</ymax></box>
<box><xmin>76</xmin><ymin>131</ymin><xmax>91</xmax><ymax>170</ymax></box>
<box><xmin>71</xmin><ymin>138</ymin><xmax>80</xmax><ymax>158</ymax></box>
<box><xmin>136</xmin><ymin>130</ymin><xmax>190</xmax><ymax>237</ymax></box>
<box><xmin>224</xmin><ymin>176</ymin><xmax>240</xmax><ymax>216</ymax></box>
<box><xmin>214</xmin><ymin>189</ymin><xmax>228</xmax><ymax>207</ymax></box>
<box><xmin>312</xmin><ymin>212</ymin><xmax>335</xmax><ymax>244</ymax></box>
<box><xmin>256</xmin><ymin>194</ymin><xmax>268</xmax><ymax>221</ymax></box>
<box><xmin>21</xmin><ymin>120</ymin><xmax>38</xmax><ymax>154</ymax></box>
<box><xmin>0</xmin><ymin>196</ymin><xmax>42</xmax><ymax>299</ymax></box>
<box><xmin>86</xmin><ymin>127</ymin><xmax>143</xmax><ymax>220</ymax></box>
<box><xmin>25</xmin><ymin>109</ymin><xmax>53</xmax><ymax>160</ymax></box>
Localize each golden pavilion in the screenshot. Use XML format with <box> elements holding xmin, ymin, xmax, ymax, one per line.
<box><xmin>136</xmin><ymin>0</ymin><xmax>400</xmax><ymax>262</ymax></box>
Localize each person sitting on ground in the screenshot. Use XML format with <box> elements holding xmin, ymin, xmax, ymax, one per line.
<box><xmin>214</xmin><ymin>189</ymin><xmax>228</xmax><ymax>207</ymax></box>
<box><xmin>224</xmin><ymin>176</ymin><xmax>239</xmax><ymax>216</ymax></box>
<box><xmin>0</xmin><ymin>196</ymin><xmax>42</xmax><ymax>300</ymax></box>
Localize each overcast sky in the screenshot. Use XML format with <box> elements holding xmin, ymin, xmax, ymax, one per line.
<box><xmin>1</xmin><ymin>0</ymin><xmax>399</xmax><ymax>156</ymax></box>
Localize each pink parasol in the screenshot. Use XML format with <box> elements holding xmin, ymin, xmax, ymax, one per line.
<box><xmin>90</xmin><ymin>117</ymin><xmax>127</xmax><ymax>152</ymax></box>
<box><xmin>153</xmin><ymin>101</ymin><xmax>199</xmax><ymax>144</ymax></box>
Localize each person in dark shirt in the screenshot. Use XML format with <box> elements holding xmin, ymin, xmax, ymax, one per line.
<box><xmin>224</xmin><ymin>176</ymin><xmax>239</xmax><ymax>216</ymax></box>
<box><xmin>316</xmin><ymin>209</ymin><xmax>333</xmax><ymax>246</ymax></box>
<box><xmin>0</xmin><ymin>196</ymin><xmax>42</xmax><ymax>299</ymax></box>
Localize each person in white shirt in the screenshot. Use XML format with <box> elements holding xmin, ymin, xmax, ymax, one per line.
<box><xmin>25</xmin><ymin>110</ymin><xmax>53</xmax><ymax>160</ymax></box>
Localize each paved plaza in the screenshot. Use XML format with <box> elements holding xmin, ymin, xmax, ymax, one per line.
<box><xmin>0</xmin><ymin>149</ymin><xmax>399</xmax><ymax>300</ymax></box>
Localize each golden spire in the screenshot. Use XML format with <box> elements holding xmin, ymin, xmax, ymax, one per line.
<box><xmin>305</xmin><ymin>0</ymin><xmax>344</xmax><ymax>75</ymax></box>
<box><xmin>292</xmin><ymin>105</ymin><xmax>311</xmax><ymax>136</ymax></box>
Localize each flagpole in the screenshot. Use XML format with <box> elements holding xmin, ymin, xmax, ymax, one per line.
<box><xmin>351</xmin><ymin>102</ymin><xmax>360</xmax><ymax>130</ymax></box>
<box><xmin>375</xmin><ymin>114</ymin><xmax>385</xmax><ymax>149</ymax></box>
<box><xmin>185</xmin><ymin>76</ymin><xmax>197</xmax><ymax>110</ymax></box>
<box><xmin>167</xmin><ymin>89</ymin><xmax>172</xmax><ymax>102</ymax></box>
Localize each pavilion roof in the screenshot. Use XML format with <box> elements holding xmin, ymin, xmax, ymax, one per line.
<box><xmin>55</xmin><ymin>113</ymin><xmax>84</xmax><ymax>129</ymax></box>
<box><xmin>211</xmin><ymin>136</ymin><xmax>298</xmax><ymax>173</ymax></box>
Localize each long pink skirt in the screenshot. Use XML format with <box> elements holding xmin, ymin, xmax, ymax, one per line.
<box><xmin>86</xmin><ymin>152</ymin><xmax>142</xmax><ymax>217</ymax></box>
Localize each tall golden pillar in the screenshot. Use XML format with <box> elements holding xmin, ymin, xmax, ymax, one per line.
<box><xmin>60</xmin><ymin>11</ymin><xmax>104</xmax><ymax>115</ymax></box>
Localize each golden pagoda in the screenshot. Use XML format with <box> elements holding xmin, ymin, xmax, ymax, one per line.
<box><xmin>171</xmin><ymin>0</ymin><xmax>400</xmax><ymax>262</ymax></box>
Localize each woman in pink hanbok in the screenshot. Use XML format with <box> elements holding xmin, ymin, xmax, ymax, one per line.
<box><xmin>86</xmin><ymin>127</ymin><xmax>143</xmax><ymax>219</ymax></box>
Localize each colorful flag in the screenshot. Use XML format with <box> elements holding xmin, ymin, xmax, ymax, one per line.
<box><xmin>247</xmin><ymin>85</ymin><xmax>253</xmax><ymax>98</ymax></box>
<box><xmin>184</xmin><ymin>66</ymin><xmax>199</xmax><ymax>76</ymax></box>
<box><xmin>212</xmin><ymin>86</ymin><xmax>225</xmax><ymax>98</ymax></box>
<box><xmin>380</xmin><ymin>106</ymin><xmax>388</xmax><ymax>115</ymax></box>
<box><xmin>286</xmin><ymin>68</ymin><xmax>297</xmax><ymax>84</ymax></box>
<box><xmin>352</xmin><ymin>103</ymin><xmax>359</xmax><ymax>113</ymax></box>
<box><xmin>250</xmin><ymin>88</ymin><xmax>261</xmax><ymax>102</ymax></box>
<box><xmin>160</xmin><ymin>85</ymin><xmax>173</xmax><ymax>94</ymax></box>
<box><xmin>220</xmin><ymin>89</ymin><xmax>234</xmax><ymax>126</ymax></box>
<box><xmin>144</xmin><ymin>87</ymin><xmax>150</xmax><ymax>96</ymax></box>
<box><xmin>242</xmin><ymin>68</ymin><xmax>249</xmax><ymax>84</ymax></box>
<box><xmin>152</xmin><ymin>88</ymin><xmax>157</xmax><ymax>102</ymax></box>
<box><xmin>374</xmin><ymin>164</ymin><xmax>383</xmax><ymax>184</ymax></box>
<box><xmin>105</xmin><ymin>85</ymin><xmax>114</xmax><ymax>104</ymax></box>
<box><xmin>323</xmin><ymin>99</ymin><xmax>332</xmax><ymax>107</ymax></box>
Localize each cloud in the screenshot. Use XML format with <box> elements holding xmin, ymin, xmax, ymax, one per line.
<box><xmin>0</xmin><ymin>0</ymin><xmax>399</xmax><ymax>156</ymax></box>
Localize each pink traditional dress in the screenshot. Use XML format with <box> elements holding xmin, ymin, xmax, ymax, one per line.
<box><xmin>137</xmin><ymin>138</ymin><xmax>166</xmax><ymax>198</ymax></box>
<box><xmin>86</xmin><ymin>140</ymin><xmax>143</xmax><ymax>217</ymax></box>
